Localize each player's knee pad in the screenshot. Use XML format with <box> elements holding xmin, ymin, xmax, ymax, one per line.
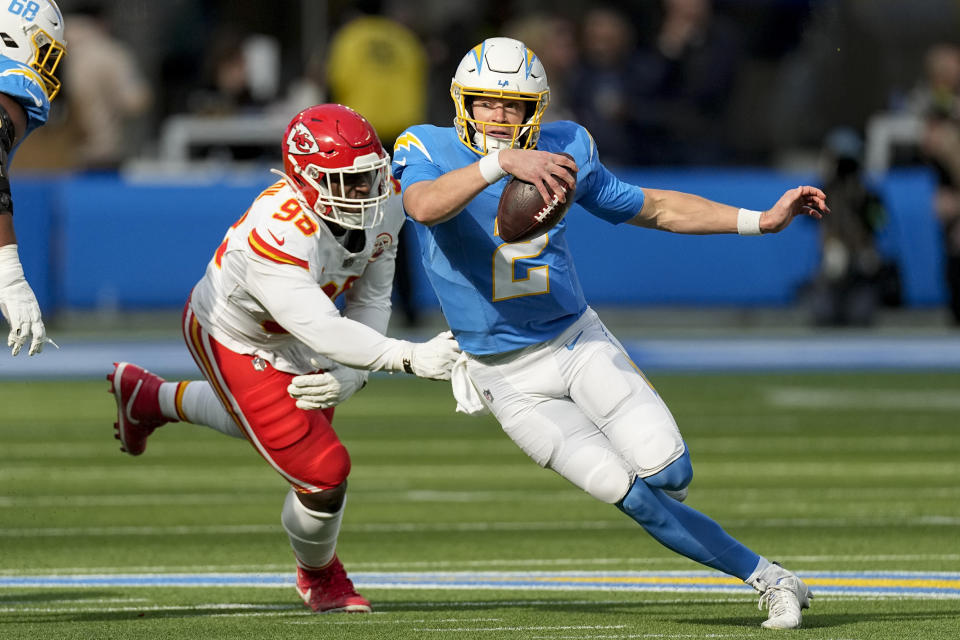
<box><xmin>643</xmin><ymin>449</ymin><xmax>692</xmax><ymax>492</ymax></box>
<box><xmin>560</xmin><ymin>445</ymin><xmax>634</xmax><ymax>504</ymax></box>
<box><xmin>569</xmin><ymin>346</ymin><xmax>633</xmax><ymax>421</ymax></box>
<box><xmin>295</xmin><ymin>442</ymin><xmax>351</xmax><ymax>489</ymax></box>
<box><xmin>501</xmin><ymin>410</ymin><xmax>564</xmax><ymax>469</ymax></box>
<box><xmin>612</xmin><ymin>399</ymin><xmax>686</xmax><ymax>475</ymax></box>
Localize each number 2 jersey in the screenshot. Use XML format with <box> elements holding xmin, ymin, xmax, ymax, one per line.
<box><xmin>188</xmin><ymin>178</ymin><xmax>406</xmax><ymax>375</ymax></box>
<box><xmin>392</xmin><ymin>120</ymin><xmax>646</xmax><ymax>355</ymax></box>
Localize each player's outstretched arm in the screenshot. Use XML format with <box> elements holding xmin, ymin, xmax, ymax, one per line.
<box><xmin>287</xmin><ymin>331</ymin><xmax>461</xmax><ymax>409</ymax></box>
<box><xmin>244</xmin><ymin>254</ymin><xmax>460</xmax><ymax>379</ymax></box>
<box><xmin>0</xmin><ymin>94</ymin><xmax>48</xmax><ymax>356</ymax></box>
<box><xmin>628</xmin><ymin>186</ymin><xmax>828</xmax><ymax>235</ymax></box>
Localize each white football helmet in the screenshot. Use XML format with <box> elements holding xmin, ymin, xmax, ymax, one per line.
<box><xmin>0</xmin><ymin>0</ymin><xmax>66</xmax><ymax>100</ymax></box>
<box><xmin>450</xmin><ymin>37</ymin><xmax>550</xmax><ymax>155</ymax></box>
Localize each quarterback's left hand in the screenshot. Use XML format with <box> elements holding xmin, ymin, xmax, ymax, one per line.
<box><xmin>288</xmin><ymin>366</ymin><xmax>368</xmax><ymax>410</ymax></box>
<box><xmin>763</xmin><ymin>186</ymin><xmax>830</xmax><ymax>234</ymax></box>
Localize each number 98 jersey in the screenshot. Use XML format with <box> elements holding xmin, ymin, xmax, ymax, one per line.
<box><xmin>189</xmin><ymin>178</ymin><xmax>405</xmax><ymax>374</ymax></box>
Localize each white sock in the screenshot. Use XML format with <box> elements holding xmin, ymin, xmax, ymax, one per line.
<box><xmin>158</xmin><ymin>381</ymin><xmax>244</xmax><ymax>439</ymax></box>
<box><xmin>745</xmin><ymin>557</ymin><xmax>796</xmax><ymax>592</ymax></box>
<box><xmin>281</xmin><ymin>488</ymin><xmax>344</xmax><ymax>570</ymax></box>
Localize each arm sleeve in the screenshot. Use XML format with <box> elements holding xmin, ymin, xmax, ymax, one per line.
<box><xmin>240</xmin><ymin>254</ymin><xmax>409</xmax><ymax>372</ymax></box>
<box><xmin>577</xmin><ymin>163</ymin><xmax>646</xmax><ymax>225</ymax></box>
<box><xmin>395</xmin><ymin>159</ymin><xmax>443</xmax><ymax>191</ymax></box>
<box><xmin>572</xmin><ymin>127</ymin><xmax>645</xmax><ymax>225</ymax></box>
<box><xmin>391</xmin><ymin>127</ymin><xmax>443</xmax><ymax>189</ymax></box>
<box><xmin>342</xmin><ymin>240</ymin><xmax>396</xmax><ymax>335</ymax></box>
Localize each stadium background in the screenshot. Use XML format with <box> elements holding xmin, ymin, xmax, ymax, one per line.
<box><xmin>3</xmin><ymin>4</ymin><xmax>960</xmax><ymax>638</ymax></box>
<box><xmin>4</xmin><ymin>0</ymin><xmax>960</xmax><ymax>361</ymax></box>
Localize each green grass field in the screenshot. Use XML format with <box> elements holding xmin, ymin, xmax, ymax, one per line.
<box><xmin>2</xmin><ymin>371</ymin><xmax>960</xmax><ymax>639</ymax></box>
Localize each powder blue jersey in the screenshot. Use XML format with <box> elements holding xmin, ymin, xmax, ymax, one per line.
<box><xmin>0</xmin><ymin>55</ymin><xmax>52</xmax><ymax>148</ymax></box>
<box><xmin>392</xmin><ymin>120</ymin><xmax>646</xmax><ymax>355</ymax></box>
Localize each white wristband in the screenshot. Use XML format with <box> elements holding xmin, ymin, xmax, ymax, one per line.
<box><xmin>0</xmin><ymin>244</ymin><xmax>25</xmax><ymax>288</ymax></box>
<box><xmin>478</xmin><ymin>150</ymin><xmax>508</xmax><ymax>184</ymax></box>
<box><xmin>737</xmin><ymin>208</ymin><xmax>763</xmax><ymax>236</ymax></box>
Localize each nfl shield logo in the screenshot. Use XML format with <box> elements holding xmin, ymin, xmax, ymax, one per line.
<box><xmin>483</xmin><ymin>389</ymin><xmax>494</xmax><ymax>403</ymax></box>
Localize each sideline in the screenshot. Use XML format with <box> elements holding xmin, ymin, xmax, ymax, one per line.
<box><xmin>3</xmin><ymin>336</ymin><xmax>960</xmax><ymax>379</ymax></box>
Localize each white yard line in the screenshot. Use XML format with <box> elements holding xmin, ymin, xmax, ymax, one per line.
<box><xmin>0</xmin><ymin>490</ymin><xmax>583</xmax><ymax>508</ymax></box>
<box><xmin>2</xmin><ymin>514</ymin><xmax>960</xmax><ymax>538</ymax></box>
<box><xmin>4</xmin><ymin>486</ymin><xmax>960</xmax><ymax>510</ymax></box>
<box><xmin>765</xmin><ymin>387</ymin><xmax>960</xmax><ymax>410</ymax></box>
<box><xmin>4</xmin><ymin>553</ymin><xmax>960</xmax><ymax>577</ymax></box>
<box><xmin>0</xmin><ymin>603</ymin><xmax>302</xmax><ymax>614</ymax></box>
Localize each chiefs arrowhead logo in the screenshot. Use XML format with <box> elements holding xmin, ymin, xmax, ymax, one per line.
<box><xmin>287</xmin><ymin>122</ymin><xmax>320</xmax><ymax>155</ymax></box>
<box><xmin>370</xmin><ymin>232</ymin><xmax>393</xmax><ymax>261</ymax></box>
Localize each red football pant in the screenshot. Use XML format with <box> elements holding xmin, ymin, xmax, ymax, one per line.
<box><xmin>182</xmin><ymin>302</ymin><xmax>350</xmax><ymax>493</ymax></box>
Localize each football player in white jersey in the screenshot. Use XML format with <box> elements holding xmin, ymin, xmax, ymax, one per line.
<box><xmin>0</xmin><ymin>0</ymin><xmax>65</xmax><ymax>357</ymax></box>
<box><xmin>381</xmin><ymin>38</ymin><xmax>826</xmax><ymax>628</ymax></box>
<box><xmin>108</xmin><ymin>104</ymin><xmax>460</xmax><ymax>613</ymax></box>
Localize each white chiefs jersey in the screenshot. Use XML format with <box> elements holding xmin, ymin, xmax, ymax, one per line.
<box><xmin>189</xmin><ymin>178</ymin><xmax>405</xmax><ymax>374</ymax></box>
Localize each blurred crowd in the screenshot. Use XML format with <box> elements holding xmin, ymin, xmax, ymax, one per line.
<box><xmin>12</xmin><ymin>0</ymin><xmax>958</xmax><ymax>172</ymax></box>
<box><xmin>12</xmin><ymin>0</ymin><xmax>960</xmax><ymax>325</ymax></box>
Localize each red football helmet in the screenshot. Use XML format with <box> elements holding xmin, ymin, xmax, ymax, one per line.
<box><xmin>278</xmin><ymin>104</ymin><xmax>390</xmax><ymax>230</ymax></box>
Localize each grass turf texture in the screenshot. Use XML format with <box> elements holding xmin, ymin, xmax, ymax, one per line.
<box><xmin>2</xmin><ymin>372</ymin><xmax>959</xmax><ymax>639</ymax></box>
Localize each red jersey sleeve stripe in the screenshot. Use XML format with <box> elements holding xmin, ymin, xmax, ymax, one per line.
<box><xmin>248</xmin><ymin>229</ymin><xmax>310</xmax><ymax>270</ymax></box>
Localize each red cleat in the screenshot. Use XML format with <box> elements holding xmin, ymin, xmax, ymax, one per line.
<box><xmin>107</xmin><ymin>362</ymin><xmax>168</xmax><ymax>456</ymax></box>
<box><xmin>295</xmin><ymin>556</ymin><xmax>371</xmax><ymax>613</ymax></box>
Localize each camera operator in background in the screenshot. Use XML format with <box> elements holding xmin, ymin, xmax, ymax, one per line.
<box><xmin>807</xmin><ymin>127</ymin><xmax>889</xmax><ymax>327</ymax></box>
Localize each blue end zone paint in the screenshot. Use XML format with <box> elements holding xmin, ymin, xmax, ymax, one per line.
<box><xmin>3</xmin><ymin>336</ymin><xmax>960</xmax><ymax>379</ymax></box>
<box><xmin>2</xmin><ymin>571</ymin><xmax>959</xmax><ymax>598</ymax></box>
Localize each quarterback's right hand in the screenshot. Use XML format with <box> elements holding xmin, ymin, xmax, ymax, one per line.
<box><xmin>0</xmin><ymin>245</ymin><xmax>47</xmax><ymax>356</ymax></box>
<box><xmin>404</xmin><ymin>330</ymin><xmax>461</xmax><ymax>380</ymax></box>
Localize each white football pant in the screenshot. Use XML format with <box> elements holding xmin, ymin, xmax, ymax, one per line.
<box><xmin>462</xmin><ymin>307</ymin><xmax>686</xmax><ymax>504</ymax></box>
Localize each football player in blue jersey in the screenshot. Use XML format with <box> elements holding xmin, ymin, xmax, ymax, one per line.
<box><xmin>0</xmin><ymin>0</ymin><xmax>65</xmax><ymax>357</ymax></box>
<box><xmin>381</xmin><ymin>37</ymin><xmax>827</xmax><ymax>629</ymax></box>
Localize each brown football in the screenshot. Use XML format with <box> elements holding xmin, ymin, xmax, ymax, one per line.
<box><xmin>496</xmin><ymin>156</ymin><xmax>576</xmax><ymax>243</ymax></box>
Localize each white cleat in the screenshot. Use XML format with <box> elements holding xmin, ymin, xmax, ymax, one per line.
<box><xmin>757</xmin><ymin>574</ymin><xmax>812</xmax><ymax>629</ymax></box>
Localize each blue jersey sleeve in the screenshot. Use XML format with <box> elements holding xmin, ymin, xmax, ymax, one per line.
<box><xmin>392</xmin><ymin>126</ymin><xmax>445</xmax><ymax>190</ymax></box>
<box><xmin>538</xmin><ymin>122</ymin><xmax>643</xmax><ymax>226</ymax></box>
<box><xmin>577</xmin><ymin>161</ymin><xmax>646</xmax><ymax>225</ymax></box>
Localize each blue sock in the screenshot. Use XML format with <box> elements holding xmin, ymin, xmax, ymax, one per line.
<box><xmin>616</xmin><ymin>475</ymin><xmax>760</xmax><ymax>580</ymax></box>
